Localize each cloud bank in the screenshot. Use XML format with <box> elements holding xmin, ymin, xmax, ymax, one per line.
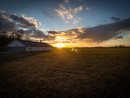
<box><xmin>48</xmin><ymin>18</ymin><xmax>130</xmax><ymax>43</ymax></box>
<box><xmin>77</xmin><ymin>18</ymin><xmax>130</xmax><ymax>42</ymax></box>
<box><xmin>0</xmin><ymin>11</ymin><xmax>55</xmax><ymax>41</ymax></box>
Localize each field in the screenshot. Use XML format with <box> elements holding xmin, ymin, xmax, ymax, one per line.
<box><xmin>0</xmin><ymin>48</ymin><xmax>130</xmax><ymax>97</ymax></box>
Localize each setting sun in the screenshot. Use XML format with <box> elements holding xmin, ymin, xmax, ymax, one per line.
<box><xmin>55</xmin><ymin>43</ymin><xmax>65</xmax><ymax>48</ymax></box>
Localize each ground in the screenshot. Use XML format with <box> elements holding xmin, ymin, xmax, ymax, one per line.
<box><xmin>0</xmin><ymin>48</ymin><xmax>130</xmax><ymax>97</ymax></box>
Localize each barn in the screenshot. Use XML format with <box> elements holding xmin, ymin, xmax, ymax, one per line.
<box><xmin>7</xmin><ymin>39</ymin><xmax>53</xmax><ymax>52</ymax></box>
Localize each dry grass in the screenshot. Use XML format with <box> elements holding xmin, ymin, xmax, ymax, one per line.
<box><xmin>0</xmin><ymin>48</ymin><xmax>130</xmax><ymax>97</ymax></box>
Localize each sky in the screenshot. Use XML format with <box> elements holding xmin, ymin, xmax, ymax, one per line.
<box><xmin>0</xmin><ymin>0</ymin><xmax>130</xmax><ymax>47</ymax></box>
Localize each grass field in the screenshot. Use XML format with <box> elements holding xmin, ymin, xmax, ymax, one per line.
<box><xmin>0</xmin><ymin>48</ymin><xmax>130</xmax><ymax>97</ymax></box>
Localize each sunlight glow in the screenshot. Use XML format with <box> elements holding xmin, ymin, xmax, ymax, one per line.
<box><xmin>55</xmin><ymin>43</ymin><xmax>65</xmax><ymax>48</ymax></box>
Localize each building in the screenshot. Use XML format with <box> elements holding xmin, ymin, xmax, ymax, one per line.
<box><xmin>7</xmin><ymin>39</ymin><xmax>53</xmax><ymax>52</ymax></box>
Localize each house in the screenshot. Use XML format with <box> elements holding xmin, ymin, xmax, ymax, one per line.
<box><xmin>7</xmin><ymin>39</ymin><xmax>53</xmax><ymax>52</ymax></box>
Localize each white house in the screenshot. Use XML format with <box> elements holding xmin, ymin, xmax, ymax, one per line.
<box><xmin>7</xmin><ymin>39</ymin><xmax>53</xmax><ymax>52</ymax></box>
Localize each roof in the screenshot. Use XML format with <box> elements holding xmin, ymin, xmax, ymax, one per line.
<box><xmin>16</xmin><ymin>39</ymin><xmax>53</xmax><ymax>47</ymax></box>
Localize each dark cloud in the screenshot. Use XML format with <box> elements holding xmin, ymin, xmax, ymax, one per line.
<box><xmin>43</xmin><ymin>10</ymin><xmax>55</xmax><ymax>19</ymax></box>
<box><xmin>11</xmin><ymin>15</ymin><xmax>34</xmax><ymax>28</ymax></box>
<box><xmin>43</xmin><ymin>35</ymin><xmax>56</xmax><ymax>41</ymax></box>
<box><xmin>48</xmin><ymin>28</ymin><xmax>82</xmax><ymax>36</ymax></box>
<box><xmin>48</xmin><ymin>18</ymin><xmax>130</xmax><ymax>43</ymax></box>
<box><xmin>0</xmin><ymin>11</ymin><xmax>18</xmax><ymax>32</ymax></box>
<box><xmin>47</xmin><ymin>31</ymin><xmax>60</xmax><ymax>34</ymax></box>
<box><xmin>0</xmin><ymin>11</ymin><xmax>55</xmax><ymax>40</ymax></box>
<box><xmin>76</xmin><ymin>18</ymin><xmax>130</xmax><ymax>42</ymax></box>
<box><xmin>114</xmin><ymin>35</ymin><xmax>123</xmax><ymax>39</ymax></box>
<box><xmin>110</xmin><ymin>16</ymin><xmax>120</xmax><ymax>22</ymax></box>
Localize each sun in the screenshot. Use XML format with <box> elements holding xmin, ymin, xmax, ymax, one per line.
<box><xmin>55</xmin><ymin>43</ymin><xmax>64</xmax><ymax>48</ymax></box>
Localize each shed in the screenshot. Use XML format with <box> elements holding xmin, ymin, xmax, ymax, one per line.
<box><xmin>7</xmin><ymin>39</ymin><xmax>53</xmax><ymax>52</ymax></box>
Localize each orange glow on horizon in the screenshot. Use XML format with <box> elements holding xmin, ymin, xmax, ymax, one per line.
<box><xmin>54</xmin><ymin>43</ymin><xmax>65</xmax><ymax>48</ymax></box>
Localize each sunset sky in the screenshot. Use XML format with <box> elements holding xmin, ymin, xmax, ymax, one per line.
<box><xmin>0</xmin><ymin>0</ymin><xmax>130</xmax><ymax>47</ymax></box>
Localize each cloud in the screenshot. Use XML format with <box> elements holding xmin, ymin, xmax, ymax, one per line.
<box><xmin>47</xmin><ymin>31</ymin><xmax>60</xmax><ymax>34</ymax></box>
<box><xmin>48</xmin><ymin>18</ymin><xmax>130</xmax><ymax>43</ymax></box>
<box><xmin>47</xmin><ymin>29</ymin><xmax>79</xmax><ymax>44</ymax></box>
<box><xmin>59</xmin><ymin>4</ymin><xmax>65</xmax><ymax>9</ymax></box>
<box><xmin>128</xmin><ymin>35</ymin><xmax>130</xmax><ymax>38</ymax></box>
<box><xmin>86</xmin><ymin>7</ymin><xmax>90</xmax><ymax>11</ymax></box>
<box><xmin>55</xmin><ymin>4</ymin><xmax>74</xmax><ymax>20</ymax></box>
<box><xmin>110</xmin><ymin>16</ymin><xmax>120</xmax><ymax>22</ymax></box>
<box><xmin>79</xmin><ymin>0</ymin><xmax>82</xmax><ymax>2</ymax></box>
<box><xmin>21</xmin><ymin>15</ymin><xmax>41</xmax><ymax>27</ymax></box>
<box><xmin>43</xmin><ymin>10</ymin><xmax>55</xmax><ymax>19</ymax></box>
<box><xmin>77</xmin><ymin>18</ymin><xmax>130</xmax><ymax>42</ymax></box>
<box><xmin>64</xmin><ymin>0</ymin><xmax>69</xmax><ymax>3</ymax></box>
<box><xmin>48</xmin><ymin>28</ymin><xmax>80</xmax><ymax>36</ymax></box>
<box><xmin>55</xmin><ymin>8</ymin><xmax>66</xmax><ymax>20</ymax></box>
<box><xmin>0</xmin><ymin>12</ymin><xmax>18</xmax><ymax>33</ymax></box>
<box><xmin>0</xmin><ymin>11</ymin><xmax>55</xmax><ymax>41</ymax></box>
<box><xmin>70</xmin><ymin>6</ymin><xmax>83</xmax><ymax>13</ymax></box>
<box><xmin>114</xmin><ymin>35</ymin><xmax>123</xmax><ymax>40</ymax></box>
<box><xmin>55</xmin><ymin>4</ymin><xmax>83</xmax><ymax>24</ymax></box>
<box><xmin>10</xmin><ymin>14</ymin><xmax>35</xmax><ymax>29</ymax></box>
<box><xmin>73</xmin><ymin>18</ymin><xmax>81</xmax><ymax>24</ymax></box>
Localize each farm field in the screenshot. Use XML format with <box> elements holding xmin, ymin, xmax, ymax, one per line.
<box><xmin>0</xmin><ymin>48</ymin><xmax>130</xmax><ymax>97</ymax></box>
